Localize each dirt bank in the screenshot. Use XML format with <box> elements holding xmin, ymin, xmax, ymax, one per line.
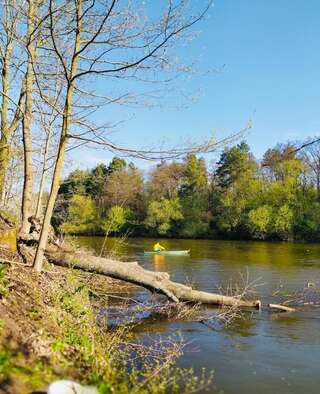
<box><xmin>0</xmin><ymin>260</ymin><xmax>133</xmax><ymax>393</ymax></box>
<box><xmin>0</xmin><ymin>247</ymin><xmax>208</xmax><ymax>394</ymax></box>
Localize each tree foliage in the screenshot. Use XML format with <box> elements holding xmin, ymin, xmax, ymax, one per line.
<box><xmin>54</xmin><ymin>140</ymin><xmax>320</xmax><ymax>241</ymax></box>
<box><xmin>101</xmin><ymin>206</ymin><xmax>134</xmax><ymax>235</ymax></box>
<box><xmin>144</xmin><ymin>198</ymin><xmax>183</xmax><ymax>235</ymax></box>
<box><xmin>60</xmin><ymin>195</ymin><xmax>98</xmax><ymax>234</ymax></box>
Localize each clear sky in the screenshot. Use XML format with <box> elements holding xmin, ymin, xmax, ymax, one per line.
<box><xmin>70</xmin><ymin>0</ymin><xmax>320</xmax><ymax>171</ymax></box>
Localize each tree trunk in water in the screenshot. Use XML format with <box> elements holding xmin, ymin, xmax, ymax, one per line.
<box><xmin>269</xmin><ymin>303</ymin><xmax>295</xmax><ymax>312</ymax></box>
<box><xmin>47</xmin><ymin>249</ymin><xmax>261</xmax><ymax>309</ymax></box>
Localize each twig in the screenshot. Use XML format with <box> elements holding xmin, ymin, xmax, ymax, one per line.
<box><xmin>0</xmin><ymin>259</ymin><xmax>31</xmax><ymax>266</ymax></box>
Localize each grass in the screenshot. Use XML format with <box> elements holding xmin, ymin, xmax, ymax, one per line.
<box><xmin>0</xmin><ymin>263</ymin><xmax>212</xmax><ymax>393</ymax></box>
<box><xmin>0</xmin><ymin>208</ymin><xmax>17</xmax><ymax>227</ymax></box>
<box><xmin>0</xmin><ymin>264</ymin><xmax>9</xmax><ymax>297</ymax></box>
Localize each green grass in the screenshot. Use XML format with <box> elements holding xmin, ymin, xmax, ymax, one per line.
<box><xmin>0</xmin><ymin>266</ymin><xmax>212</xmax><ymax>393</ymax></box>
<box><xmin>0</xmin><ymin>264</ymin><xmax>8</xmax><ymax>297</ymax></box>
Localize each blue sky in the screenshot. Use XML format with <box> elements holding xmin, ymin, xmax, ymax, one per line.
<box><xmin>70</xmin><ymin>0</ymin><xmax>320</xmax><ymax>171</ymax></box>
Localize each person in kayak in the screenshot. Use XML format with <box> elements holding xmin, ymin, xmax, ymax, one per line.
<box><xmin>153</xmin><ymin>242</ymin><xmax>165</xmax><ymax>252</ymax></box>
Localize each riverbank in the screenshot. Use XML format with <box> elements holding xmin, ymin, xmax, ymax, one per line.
<box><xmin>0</xmin><ymin>250</ymin><xmax>211</xmax><ymax>394</ymax></box>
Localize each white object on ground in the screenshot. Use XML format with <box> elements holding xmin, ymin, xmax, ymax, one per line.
<box><xmin>47</xmin><ymin>380</ymin><xmax>99</xmax><ymax>394</ymax></box>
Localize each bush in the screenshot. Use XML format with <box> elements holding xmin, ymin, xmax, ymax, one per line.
<box><xmin>101</xmin><ymin>206</ymin><xmax>135</xmax><ymax>235</ymax></box>
<box><xmin>247</xmin><ymin>205</ymin><xmax>272</xmax><ymax>239</ymax></box>
<box><xmin>144</xmin><ymin>198</ymin><xmax>183</xmax><ymax>235</ymax></box>
<box><xmin>60</xmin><ymin>194</ymin><xmax>99</xmax><ymax>234</ymax></box>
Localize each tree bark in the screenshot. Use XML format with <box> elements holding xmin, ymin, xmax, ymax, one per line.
<box><xmin>35</xmin><ymin>124</ymin><xmax>52</xmax><ymax>217</ymax></box>
<box><xmin>33</xmin><ymin>0</ymin><xmax>83</xmax><ymax>271</ymax></box>
<box><xmin>268</xmin><ymin>303</ymin><xmax>295</xmax><ymax>312</ymax></box>
<box><xmin>47</xmin><ymin>249</ymin><xmax>261</xmax><ymax>309</ymax></box>
<box><xmin>0</xmin><ymin>47</ymin><xmax>11</xmax><ymax>203</ymax></box>
<box><xmin>0</xmin><ymin>0</ymin><xmax>18</xmax><ymax>204</ymax></box>
<box><xmin>21</xmin><ymin>0</ymin><xmax>38</xmax><ymax>233</ymax></box>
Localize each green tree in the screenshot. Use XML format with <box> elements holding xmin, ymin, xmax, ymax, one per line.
<box><xmin>211</xmin><ymin>143</ymin><xmax>260</xmax><ymax>237</ymax></box>
<box><xmin>101</xmin><ymin>206</ymin><xmax>134</xmax><ymax>234</ymax></box>
<box><xmin>52</xmin><ymin>169</ymin><xmax>90</xmax><ymax>229</ymax></box>
<box><xmin>144</xmin><ymin>198</ymin><xmax>183</xmax><ymax>235</ymax></box>
<box><xmin>51</xmin><ymin>140</ymin><xmax>320</xmax><ymax>242</ymax></box>
<box><xmin>58</xmin><ymin>169</ymin><xmax>89</xmax><ymax>196</ymax></box>
<box><xmin>86</xmin><ymin>164</ymin><xmax>108</xmax><ymax>198</ymax></box>
<box><xmin>272</xmin><ymin>204</ymin><xmax>294</xmax><ymax>240</ymax></box>
<box><xmin>107</xmin><ymin>157</ymin><xmax>127</xmax><ymax>175</ymax></box>
<box><xmin>181</xmin><ymin>154</ymin><xmax>207</xmax><ymax>194</ymax></box>
<box><xmin>60</xmin><ymin>195</ymin><xmax>98</xmax><ymax>234</ymax></box>
<box><xmin>262</xmin><ymin>143</ymin><xmax>296</xmax><ymax>181</ymax></box>
<box><xmin>178</xmin><ymin>154</ymin><xmax>210</xmax><ymax>237</ymax></box>
<box><xmin>293</xmin><ymin>199</ymin><xmax>320</xmax><ymax>241</ymax></box>
<box><xmin>250</xmin><ymin>153</ymin><xmax>305</xmax><ymax>240</ymax></box>
<box><xmin>248</xmin><ymin>205</ymin><xmax>273</xmax><ymax>239</ymax></box>
<box><xmin>179</xmin><ymin>194</ymin><xmax>211</xmax><ymax>237</ymax></box>
<box><xmin>214</xmin><ymin>142</ymin><xmax>256</xmax><ymax>189</ymax></box>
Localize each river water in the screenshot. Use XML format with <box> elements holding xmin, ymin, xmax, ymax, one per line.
<box><xmin>75</xmin><ymin>237</ymin><xmax>320</xmax><ymax>394</ymax></box>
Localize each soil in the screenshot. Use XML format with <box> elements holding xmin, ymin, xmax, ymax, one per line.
<box><xmin>0</xmin><ymin>247</ymin><xmax>137</xmax><ymax>394</ymax></box>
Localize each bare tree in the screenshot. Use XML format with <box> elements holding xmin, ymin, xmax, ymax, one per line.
<box><xmin>1</xmin><ymin>133</ymin><xmax>23</xmax><ymax>211</ymax></box>
<box><xmin>20</xmin><ymin>0</ymin><xmax>46</xmax><ymax>233</ymax></box>
<box><xmin>26</xmin><ymin>0</ymin><xmax>250</xmax><ymax>271</ymax></box>
<box><xmin>34</xmin><ymin>113</ymin><xmax>55</xmax><ymax>217</ymax></box>
<box><xmin>0</xmin><ymin>0</ymin><xmax>25</xmax><ymax>204</ymax></box>
<box><xmin>34</xmin><ymin>68</ymin><xmax>63</xmax><ymax>217</ymax></box>
<box><xmin>300</xmin><ymin>138</ymin><xmax>320</xmax><ymax>200</ymax></box>
<box><xmin>33</xmin><ymin>0</ymin><xmax>213</xmax><ymax>270</ymax></box>
<box><xmin>0</xmin><ymin>0</ymin><xmax>48</xmax><ymax>230</ymax></box>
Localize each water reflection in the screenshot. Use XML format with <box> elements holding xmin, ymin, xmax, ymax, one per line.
<box><xmin>225</xmin><ymin>316</ymin><xmax>257</xmax><ymax>338</ymax></box>
<box><xmin>152</xmin><ymin>253</ymin><xmax>166</xmax><ymax>268</ymax></box>
<box><xmin>75</xmin><ymin>236</ymin><xmax>320</xmax><ymax>394</ymax></box>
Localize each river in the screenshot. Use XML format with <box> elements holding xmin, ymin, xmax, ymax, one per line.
<box><xmin>74</xmin><ymin>236</ymin><xmax>320</xmax><ymax>394</ymax></box>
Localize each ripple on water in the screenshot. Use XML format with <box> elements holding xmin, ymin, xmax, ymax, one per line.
<box><xmin>75</xmin><ymin>236</ymin><xmax>320</xmax><ymax>394</ymax></box>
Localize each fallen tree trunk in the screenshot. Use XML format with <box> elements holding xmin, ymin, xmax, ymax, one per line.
<box><xmin>46</xmin><ymin>249</ymin><xmax>261</xmax><ymax>309</ymax></box>
<box><xmin>269</xmin><ymin>303</ymin><xmax>295</xmax><ymax>312</ymax></box>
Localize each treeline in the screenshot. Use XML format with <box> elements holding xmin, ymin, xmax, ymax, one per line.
<box><xmin>53</xmin><ymin>140</ymin><xmax>320</xmax><ymax>241</ymax></box>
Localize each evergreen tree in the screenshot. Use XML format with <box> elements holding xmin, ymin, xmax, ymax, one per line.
<box><xmin>107</xmin><ymin>157</ymin><xmax>127</xmax><ymax>175</ymax></box>
<box><xmin>179</xmin><ymin>154</ymin><xmax>210</xmax><ymax>238</ymax></box>
<box><xmin>211</xmin><ymin>142</ymin><xmax>259</xmax><ymax>237</ymax></box>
